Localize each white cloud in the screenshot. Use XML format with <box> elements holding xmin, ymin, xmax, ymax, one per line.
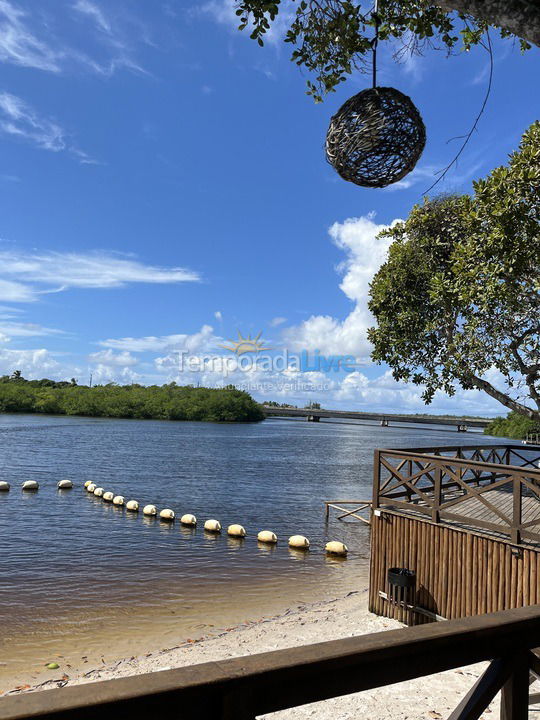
<box><xmin>0</xmin><ymin>319</ymin><xmax>64</xmax><ymax>338</ymax></box>
<box><xmin>0</xmin><ymin>0</ymin><xmax>144</xmax><ymax>78</ymax></box>
<box><xmin>283</xmin><ymin>214</ymin><xmax>395</xmax><ymax>359</ymax></box>
<box><xmin>200</xmin><ymin>0</ymin><xmax>295</xmax><ymax>46</ymax></box>
<box><xmin>0</xmin><ymin>278</ymin><xmax>36</xmax><ymax>302</ymax></box>
<box><xmin>0</xmin><ymin>347</ymin><xmax>62</xmax><ymax>377</ymax></box>
<box><xmin>270</xmin><ymin>316</ymin><xmax>286</xmax><ymax>327</ymax></box>
<box><xmin>0</xmin><ymin>249</ymin><xmax>200</xmax><ymax>302</ymax></box>
<box><xmin>88</xmin><ymin>349</ymin><xmax>138</xmax><ymax>367</ymax></box>
<box><xmin>214</xmin><ymin>310</ymin><xmax>223</xmax><ymax>321</ymax></box>
<box><xmin>0</xmin><ymin>91</ymin><xmax>66</xmax><ymax>151</ymax></box>
<box><xmin>0</xmin><ymin>91</ymin><xmax>95</xmax><ymax>162</ymax></box>
<box><xmin>0</xmin><ymin>0</ymin><xmax>62</xmax><ymax>72</ymax></box>
<box><xmin>73</xmin><ymin>0</ymin><xmax>111</xmax><ymax>34</ymax></box>
<box><xmin>101</xmin><ymin>324</ymin><xmax>216</xmax><ymax>353</ymax></box>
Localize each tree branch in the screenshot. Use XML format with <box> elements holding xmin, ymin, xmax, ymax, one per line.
<box><xmin>468</xmin><ymin>372</ymin><xmax>539</xmax><ymax>421</ymax></box>
<box><xmin>436</xmin><ymin>0</ymin><xmax>540</xmax><ymax>47</ymax></box>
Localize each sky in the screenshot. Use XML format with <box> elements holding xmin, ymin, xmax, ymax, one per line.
<box><xmin>0</xmin><ymin>0</ymin><xmax>538</xmax><ymax>416</ymax></box>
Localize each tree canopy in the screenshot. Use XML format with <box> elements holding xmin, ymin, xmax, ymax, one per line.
<box><xmin>0</xmin><ymin>375</ymin><xmax>264</xmax><ymax>423</ymax></box>
<box><xmin>368</xmin><ymin>121</ymin><xmax>540</xmax><ymax>422</ymax></box>
<box><xmin>235</xmin><ymin>1</ymin><xmax>533</xmax><ymax>100</ymax></box>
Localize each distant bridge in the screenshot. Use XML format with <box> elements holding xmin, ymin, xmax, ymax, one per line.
<box><xmin>262</xmin><ymin>405</ymin><xmax>491</xmax><ymax>431</ymax></box>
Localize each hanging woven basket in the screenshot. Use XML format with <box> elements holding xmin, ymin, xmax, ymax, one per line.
<box><xmin>325</xmin><ymin>86</ymin><xmax>426</xmax><ymax>189</ymax></box>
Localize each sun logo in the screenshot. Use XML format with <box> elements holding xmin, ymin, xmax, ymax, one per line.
<box><xmin>219</xmin><ymin>330</ymin><xmax>271</xmax><ymax>355</ymax></box>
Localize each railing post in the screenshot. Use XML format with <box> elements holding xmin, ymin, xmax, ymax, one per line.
<box><xmin>512</xmin><ymin>475</ymin><xmax>522</xmax><ymax>545</ymax></box>
<box><xmin>432</xmin><ymin>464</ymin><xmax>441</xmax><ymax>523</ymax></box>
<box><xmin>500</xmin><ymin>652</ymin><xmax>530</xmax><ymax>720</ymax></box>
<box><xmin>373</xmin><ymin>449</ymin><xmax>381</xmax><ymax>511</ymax></box>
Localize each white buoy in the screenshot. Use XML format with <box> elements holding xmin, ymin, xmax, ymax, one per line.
<box><xmin>84</xmin><ymin>480</ymin><xmax>92</xmax><ymax>488</ymax></box>
<box><xmin>325</xmin><ymin>541</ymin><xmax>348</xmax><ymax>557</ymax></box>
<box><xmin>22</xmin><ymin>480</ymin><xmax>39</xmax><ymax>491</ymax></box>
<box><xmin>113</xmin><ymin>495</ymin><xmax>125</xmax><ymax>506</ymax></box>
<box><xmin>102</xmin><ymin>491</ymin><xmax>114</xmax><ymax>502</ymax></box>
<box><xmin>258</xmin><ymin>530</ymin><xmax>278</xmax><ymax>544</ymax></box>
<box><xmin>93</xmin><ymin>487</ymin><xmax>104</xmax><ymax>497</ymax></box>
<box><xmin>87</xmin><ymin>483</ymin><xmax>96</xmax><ymax>493</ymax></box>
<box><xmin>143</xmin><ymin>504</ymin><xmax>157</xmax><ymax>516</ymax></box>
<box><xmin>159</xmin><ymin>508</ymin><xmax>175</xmax><ymax>521</ymax></box>
<box><xmin>204</xmin><ymin>519</ymin><xmax>221</xmax><ymax>533</ymax></box>
<box><xmin>180</xmin><ymin>513</ymin><xmax>197</xmax><ymax>526</ymax></box>
<box><xmin>57</xmin><ymin>479</ymin><xmax>73</xmax><ymax>489</ymax></box>
<box><xmin>288</xmin><ymin>535</ymin><xmax>309</xmax><ymax>549</ymax></box>
<box><xmin>126</xmin><ymin>500</ymin><xmax>139</xmax><ymax>511</ymax></box>
<box><xmin>227</xmin><ymin>524</ymin><xmax>246</xmax><ymax>538</ymax></box>
<box><xmin>0</xmin><ymin>481</ymin><xmax>10</xmax><ymax>491</ymax></box>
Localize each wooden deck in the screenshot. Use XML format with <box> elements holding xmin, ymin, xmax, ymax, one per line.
<box><xmin>369</xmin><ymin>444</ymin><xmax>540</xmax><ymax>625</ymax></box>
<box><xmin>381</xmin><ymin>484</ymin><xmax>540</xmax><ymax>548</ymax></box>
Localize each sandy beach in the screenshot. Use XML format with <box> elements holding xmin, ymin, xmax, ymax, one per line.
<box><xmin>2</xmin><ymin>587</ymin><xmax>504</xmax><ymax>719</ymax></box>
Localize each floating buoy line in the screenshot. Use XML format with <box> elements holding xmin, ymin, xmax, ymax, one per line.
<box><xmin>0</xmin><ymin>480</ymin><xmax>349</xmax><ymax>557</ymax></box>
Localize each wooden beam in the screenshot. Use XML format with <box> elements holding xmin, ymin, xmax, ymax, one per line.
<box><xmin>448</xmin><ymin>657</ymin><xmax>513</xmax><ymax>720</ymax></box>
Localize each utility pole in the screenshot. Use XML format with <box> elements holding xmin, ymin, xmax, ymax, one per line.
<box><xmin>89</xmin><ymin>373</ymin><xmax>93</xmax><ymax>388</ymax></box>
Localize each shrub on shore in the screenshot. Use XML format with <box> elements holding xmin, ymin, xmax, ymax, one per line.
<box><xmin>0</xmin><ymin>375</ymin><xmax>264</xmax><ymax>423</ymax></box>
<box><xmin>484</xmin><ymin>411</ymin><xmax>540</xmax><ymax>440</ymax></box>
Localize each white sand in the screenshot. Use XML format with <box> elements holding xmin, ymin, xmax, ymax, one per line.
<box><xmin>3</xmin><ymin>588</ymin><xmax>507</xmax><ymax>719</ymax></box>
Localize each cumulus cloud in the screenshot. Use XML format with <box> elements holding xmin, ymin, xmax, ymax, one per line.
<box><xmin>88</xmin><ymin>349</ymin><xmax>138</xmax><ymax>367</ymax></box>
<box><xmin>283</xmin><ymin>214</ymin><xmax>395</xmax><ymax>359</ymax></box>
<box><xmin>270</xmin><ymin>316</ymin><xmax>286</xmax><ymax>327</ymax></box>
<box><xmin>0</xmin><ymin>249</ymin><xmax>200</xmax><ymax>302</ymax></box>
<box><xmin>0</xmin><ymin>347</ymin><xmax>62</xmax><ymax>377</ymax></box>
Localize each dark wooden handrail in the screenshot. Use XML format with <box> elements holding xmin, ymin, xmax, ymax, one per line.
<box><xmin>373</xmin><ymin>445</ymin><xmax>540</xmax><ymax>545</ymax></box>
<box><xmin>1</xmin><ymin>606</ymin><xmax>539</xmax><ymax>719</ymax></box>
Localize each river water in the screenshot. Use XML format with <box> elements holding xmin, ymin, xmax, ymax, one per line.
<box><xmin>0</xmin><ymin>414</ymin><xmax>500</xmax><ymax>687</ymax></box>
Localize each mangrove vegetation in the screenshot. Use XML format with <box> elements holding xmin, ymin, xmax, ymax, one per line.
<box><xmin>0</xmin><ymin>374</ymin><xmax>264</xmax><ymax>423</ymax></box>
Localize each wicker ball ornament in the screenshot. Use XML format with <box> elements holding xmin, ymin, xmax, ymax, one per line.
<box><xmin>325</xmin><ymin>86</ymin><xmax>426</xmax><ymax>188</ymax></box>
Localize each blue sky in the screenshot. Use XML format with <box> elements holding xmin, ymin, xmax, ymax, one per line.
<box><xmin>0</xmin><ymin>0</ymin><xmax>538</xmax><ymax>415</ymax></box>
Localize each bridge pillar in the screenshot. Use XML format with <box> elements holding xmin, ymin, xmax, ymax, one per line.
<box><xmin>307</xmin><ymin>415</ymin><xmax>320</xmax><ymax>422</ymax></box>
<box><xmin>380</xmin><ymin>419</ymin><xmax>389</xmax><ymax>427</ymax></box>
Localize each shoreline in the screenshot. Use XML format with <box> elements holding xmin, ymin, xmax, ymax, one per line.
<box><xmin>1</xmin><ymin>589</ymin><xmax>498</xmax><ymax>719</ymax></box>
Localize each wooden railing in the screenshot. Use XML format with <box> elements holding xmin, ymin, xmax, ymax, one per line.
<box><xmin>1</xmin><ymin>605</ymin><xmax>540</xmax><ymax>719</ymax></box>
<box><xmin>373</xmin><ymin>445</ymin><xmax>540</xmax><ymax>545</ymax></box>
<box><xmin>324</xmin><ymin>499</ymin><xmax>372</xmax><ymax>523</ymax></box>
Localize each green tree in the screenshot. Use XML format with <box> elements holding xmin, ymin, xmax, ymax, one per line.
<box><xmin>368</xmin><ymin>121</ymin><xmax>540</xmax><ymax>423</ymax></box>
<box><xmin>235</xmin><ymin>1</ymin><xmax>534</xmax><ymax>101</ymax></box>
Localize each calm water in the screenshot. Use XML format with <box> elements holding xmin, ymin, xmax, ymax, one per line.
<box><xmin>0</xmin><ymin>414</ymin><xmax>500</xmax><ymax>685</ymax></box>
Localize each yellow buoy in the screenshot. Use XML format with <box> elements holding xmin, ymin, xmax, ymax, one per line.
<box><xmin>204</xmin><ymin>519</ymin><xmax>221</xmax><ymax>533</ymax></box>
<box><xmin>93</xmin><ymin>487</ymin><xmax>104</xmax><ymax>497</ymax></box>
<box><xmin>227</xmin><ymin>524</ymin><xmax>246</xmax><ymax>538</ymax></box>
<box><xmin>84</xmin><ymin>480</ymin><xmax>92</xmax><ymax>488</ymax></box>
<box><xmin>159</xmin><ymin>508</ymin><xmax>175</xmax><ymax>521</ymax></box>
<box><xmin>288</xmin><ymin>535</ymin><xmax>309</xmax><ymax>549</ymax></box>
<box><xmin>113</xmin><ymin>495</ymin><xmax>125</xmax><ymax>506</ymax></box>
<box><xmin>257</xmin><ymin>530</ymin><xmax>277</xmax><ymax>544</ymax></box>
<box><xmin>87</xmin><ymin>483</ymin><xmax>96</xmax><ymax>493</ymax></box>
<box><xmin>325</xmin><ymin>541</ymin><xmax>348</xmax><ymax>557</ymax></box>
<box><xmin>0</xmin><ymin>481</ymin><xmax>10</xmax><ymax>491</ymax></box>
<box><xmin>126</xmin><ymin>500</ymin><xmax>139</xmax><ymax>511</ymax></box>
<box><xmin>57</xmin><ymin>480</ymin><xmax>73</xmax><ymax>489</ymax></box>
<box><xmin>22</xmin><ymin>480</ymin><xmax>39</xmax><ymax>491</ymax></box>
<box><xmin>180</xmin><ymin>513</ymin><xmax>197</xmax><ymax>526</ymax></box>
<box><xmin>143</xmin><ymin>504</ymin><xmax>157</xmax><ymax>516</ymax></box>
<box><xmin>103</xmin><ymin>491</ymin><xmax>114</xmax><ymax>502</ymax></box>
